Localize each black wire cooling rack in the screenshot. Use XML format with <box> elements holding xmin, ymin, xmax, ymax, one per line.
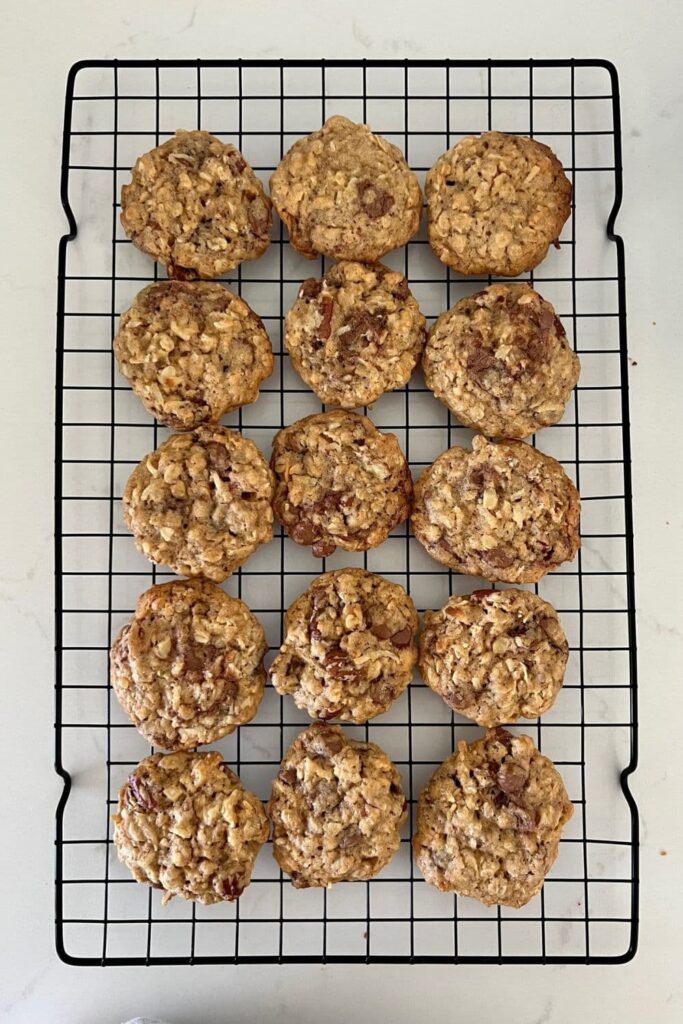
<box><xmin>55</xmin><ymin>58</ymin><xmax>638</xmax><ymax>966</ymax></box>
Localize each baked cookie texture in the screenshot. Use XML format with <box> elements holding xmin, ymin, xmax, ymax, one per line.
<box><xmin>113</xmin><ymin>751</ymin><xmax>269</xmax><ymax>904</ymax></box>
<box><xmin>123</xmin><ymin>426</ymin><xmax>274</xmax><ymax>581</ymax></box>
<box><xmin>270</xmin><ymin>568</ymin><xmax>418</xmax><ymax>723</ymax></box>
<box><xmin>412</xmin><ymin>435</ymin><xmax>580</xmax><ymax>583</ymax></box>
<box><xmin>111</xmin><ymin>579</ymin><xmax>267</xmax><ymax>750</ymax></box>
<box><xmin>413</xmin><ymin>728</ymin><xmax>573</xmax><ymax>907</ymax></box>
<box><xmin>271</xmin><ymin>410</ymin><xmax>413</xmax><ymax>558</ymax></box>
<box><xmin>270</xmin><ymin>116</ymin><xmax>422</xmax><ymax>262</ymax></box>
<box><xmin>114</xmin><ymin>281</ymin><xmax>273</xmax><ymax>430</ymax></box>
<box><xmin>268</xmin><ymin>723</ymin><xmax>407</xmax><ymax>887</ymax></box>
<box><xmin>285</xmin><ymin>261</ymin><xmax>426</xmax><ymax>409</ymax></box>
<box><xmin>419</xmin><ymin>588</ymin><xmax>568</xmax><ymax>727</ymax></box>
<box><xmin>423</xmin><ymin>283</ymin><xmax>580</xmax><ymax>439</ymax></box>
<box><xmin>426</xmin><ymin>132</ymin><xmax>572</xmax><ymax>276</ymax></box>
<box><xmin>120</xmin><ymin>130</ymin><xmax>271</xmax><ymax>278</ymax></box>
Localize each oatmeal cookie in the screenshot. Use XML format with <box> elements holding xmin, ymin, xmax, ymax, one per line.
<box><xmin>413</xmin><ymin>728</ymin><xmax>573</xmax><ymax>907</ymax></box>
<box><xmin>120</xmin><ymin>130</ymin><xmax>271</xmax><ymax>278</ymax></box>
<box><xmin>423</xmin><ymin>283</ymin><xmax>580</xmax><ymax>438</ymax></box>
<box><xmin>114</xmin><ymin>281</ymin><xmax>273</xmax><ymax>430</ymax></box>
<box><xmin>419</xmin><ymin>588</ymin><xmax>568</xmax><ymax>727</ymax></box>
<box><xmin>270</xmin><ymin>568</ymin><xmax>418</xmax><ymax>723</ymax></box>
<box><xmin>285</xmin><ymin>261</ymin><xmax>426</xmax><ymax>408</ymax></box>
<box><xmin>270</xmin><ymin>116</ymin><xmax>422</xmax><ymax>262</ymax></box>
<box><xmin>111</xmin><ymin>579</ymin><xmax>267</xmax><ymax>750</ymax></box>
<box><xmin>271</xmin><ymin>410</ymin><xmax>413</xmax><ymax>558</ymax></box>
<box><xmin>426</xmin><ymin>132</ymin><xmax>572</xmax><ymax>276</ymax></box>
<box><xmin>412</xmin><ymin>435</ymin><xmax>580</xmax><ymax>583</ymax></box>
<box><xmin>122</xmin><ymin>425</ymin><xmax>274</xmax><ymax>581</ymax></box>
<box><xmin>113</xmin><ymin>751</ymin><xmax>269</xmax><ymax>904</ymax></box>
<box><xmin>268</xmin><ymin>723</ymin><xmax>407</xmax><ymax>887</ymax></box>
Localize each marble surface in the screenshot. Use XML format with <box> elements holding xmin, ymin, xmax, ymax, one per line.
<box><xmin>1</xmin><ymin>1</ymin><xmax>681</xmax><ymax>1021</ymax></box>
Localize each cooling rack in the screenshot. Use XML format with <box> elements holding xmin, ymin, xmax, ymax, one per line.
<box><xmin>55</xmin><ymin>58</ymin><xmax>638</xmax><ymax>965</ymax></box>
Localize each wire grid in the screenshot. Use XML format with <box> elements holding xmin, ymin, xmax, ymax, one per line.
<box><xmin>55</xmin><ymin>59</ymin><xmax>638</xmax><ymax>966</ymax></box>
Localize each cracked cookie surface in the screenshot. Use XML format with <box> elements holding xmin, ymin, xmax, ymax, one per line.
<box><xmin>268</xmin><ymin>723</ymin><xmax>407</xmax><ymax>887</ymax></box>
<box><xmin>111</xmin><ymin>579</ymin><xmax>267</xmax><ymax>750</ymax></box>
<box><xmin>423</xmin><ymin>283</ymin><xmax>580</xmax><ymax>439</ymax></box>
<box><xmin>271</xmin><ymin>568</ymin><xmax>418</xmax><ymax>723</ymax></box>
<box><xmin>123</xmin><ymin>425</ymin><xmax>274</xmax><ymax>581</ymax></box>
<box><xmin>114</xmin><ymin>281</ymin><xmax>273</xmax><ymax>430</ymax></box>
<box><xmin>419</xmin><ymin>588</ymin><xmax>568</xmax><ymax>727</ymax></box>
<box><xmin>412</xmin><ymin>435</ymin><xmax>580</xmax><ymax>583</ymax></box>
<box><xmin>270</xmin><ymin>116</ymin><xmax>422</xmax><ymax>262</ymax></box>
<box><xmin>271</xmin><ymin>410</ymin><xmax>412</xmax><ymax>558</ymax></box>
<box><xmin>113</xmin><ymin>751</ymin><xmax>269</xmax><ymax>904</ymax></box>
<box><xmin>426</xmin><ymin>132</ymin><xmax>572</xmax><ymax>276</ymax></box>
<box><xmin>285</xmin><ymin>261</ymin><xmax>426</xmax><ymax>408</ymax></box>
<box><xmin>413</xmin><ymin>728</ymin><xmax>573</xmax><ymax>907</ymax></box>
<box><xmin>120</xmin><ymin>130</ymin><xmax>271</xmax><ymax>278</ymax></box>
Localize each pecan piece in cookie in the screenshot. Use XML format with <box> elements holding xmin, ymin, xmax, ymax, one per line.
<box><xmin>357</xmin><ymin>179</ymin><xmax>395</xmax><ymax>219</ymax></box>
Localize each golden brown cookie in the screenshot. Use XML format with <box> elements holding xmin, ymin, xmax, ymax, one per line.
<box><xmin>419</xmin><ymin>588</ymin><xmax>568</xmax><ymax>727</ymax></box>
<box><xmin>270</xmin><ymin>568</ymin><xmax>418</xmax><ymax>723</ymax></box>
<box><xmin>120</xmin><ymin>130</ymin><xmax>271</xmax><ymax>278</ymax></box>
<box><xmin>111</xmin><ymin>579</ymin><xmax>267</xmax><ymax>750</ymax></box>
<box><xmin>412</xmin><ymin>728</ymin><xmax>573</xmax><ymax>907</ymax></box>
<box><xmin>113</xmin><ymin>751</ymin><xmax>269</xmax><ymax>904</ymax></box>
<box><xmin>423</xmin><ymin>283</ymin><xmax>580</xmax><ymax>438</ymax></box>
<box><xmin>412</xmin><ymin>435</ymin><xmax>580</xmax><ymax>583</ymax></box>
<box><xmin>271</xmin><ymin>410</ymin><xmax>413</xmax><ymax>558</ymax></box>
<box><xmin>270</xmin><ymin>116</ymin><xmax>422</xmax><ymax>261</ymax></box>
<box><xmin>268</xmin><ymin>723</ymin><xmax>407</xmax><ymax>887</ymax></box>
<box><xmin>426</xmin><ymin>132</ymin><xmax>572</xmax><ymax>276</ymax></box>
<box><xmin>122</xmin><ymin>426</ymin><xmax>274</xmax><ymax>582</ymax></box>
<box><xmin>114</xmin><ymin>281</ymin><xmax>273</xmax><ymax>430</ymax></box>
<box><xmin>285</xmin><ymin>261</ymin><xmax>426</xmax><ymax>408</ymax></box>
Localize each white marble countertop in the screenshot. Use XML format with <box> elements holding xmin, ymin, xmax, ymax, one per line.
<box><xmin>1</xmin><ymin>1</ymin><xmax>681</xmax><ymax>1021</ymax></box>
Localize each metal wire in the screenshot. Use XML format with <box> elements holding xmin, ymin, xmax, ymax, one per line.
<box><xmin>55</xmin><ymin>58</ymin><xmax>638</xmax><ymax>966</ymax></box>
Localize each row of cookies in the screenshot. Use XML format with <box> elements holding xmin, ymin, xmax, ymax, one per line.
<box><xmin>122</xmin><ymin>414</ymin><xmax>580</xmax><ymax>583</ymax></box>
<box><xmin>111</xmin><ymin>572</ymin><xmax>569</xmax><ymax>749</ymax></box>
<box><xmin>114</xmin><ymin>724</ymin><xmax>573</xmax><ymax>910</ymax></box>
<box><xmin>120</xmin><ymin>119</ymin><xmax>571</xmax><ymax>278</ymax></box>
<box><xmin>115</xmin><ymin>272</ymin><xmax>580</xmax><ymax>439</ymax></box>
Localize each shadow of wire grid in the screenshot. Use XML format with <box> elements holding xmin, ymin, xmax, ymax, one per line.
<box><xmin>55</xmin><ymin>59</ymin><xmax>637</xmax><ymax>965</ymax></box>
